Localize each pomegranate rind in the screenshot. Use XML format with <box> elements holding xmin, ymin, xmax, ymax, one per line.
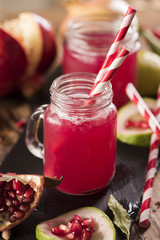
<box><xmin>0</xmin><ymin>29</ymin><xmax>27</xmax><ymax>96</ymax></box>
<box><xmin>117</xmin><ymin>98</ymin><xmax>156</xmax><ymax>147</ymax></box>
<box><xmin>36</xmin><ymin>207</ymin><xmax>116</xmax><ymax>240</ymax></box>
<box><xmin>0</xmin><ymin>174</ymin><xmax>44</xmax><ymax>232</ymax></box>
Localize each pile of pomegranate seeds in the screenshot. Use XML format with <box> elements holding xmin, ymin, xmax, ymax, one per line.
<box><xmin>51</xmin><ymin>214</ymin><xmax>95</xmax><ymax>240</ymax></box>
<box><xmin>125</xmin><ymin>109</ymin><xmax>157</xmax><ymax>130</ymax></box>
<box><xmin>0</xmin><ymin>180</ymin><xmax>35</xmax><ymax>222</ymax></box>
<box><xmin>125</xmin><ymin>120</ymin><xmax>149</xmax><ymax>129</ymax></box>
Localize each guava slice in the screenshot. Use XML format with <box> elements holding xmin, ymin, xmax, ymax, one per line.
<box><xmin>36</xmin><ymin>207</ymin><xmax>116</xmax><ymax>240</ymax></box>
<box><xmin>117</xmin><ymin>98</ymin><xmax>156</xmax><ymax>147</ymax></box>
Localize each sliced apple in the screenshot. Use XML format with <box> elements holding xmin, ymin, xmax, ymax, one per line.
<box><xmin>0</xmin><ymin>29</ymin><xmax>27</xmax><ymax>96</ymax></box>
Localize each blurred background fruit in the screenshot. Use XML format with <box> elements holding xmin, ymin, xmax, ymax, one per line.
<box><xmin>137</xmin><ymin>49</ymin><xmax>160</xmax><ymax>96</ymax></box>
<box><xmin>117</xmin><ymin>98</ymin><xmax>156</xmax><ymax>146</ymax></box>
<box><xmin>141</xmin><ymin>28</ymin><xmax>160</xmax><ymax>55</ymax></box>
<box><xmin>0</xmin><ymin>12</ymin><xmax>57</xmax><ymax>98</ymax></box>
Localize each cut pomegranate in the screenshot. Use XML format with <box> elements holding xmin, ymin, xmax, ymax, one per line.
<box><xmin>51</xmin><ymin>214</ymin><xmax>95</xmax><ymax>240</ymax></box>
<box><xmin>0</xmin><ymin>173</ymin><xmax>63</xmax><ymax>232</ymax></box>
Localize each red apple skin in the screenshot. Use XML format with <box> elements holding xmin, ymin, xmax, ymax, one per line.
<box><xmin>0</xmin><ymin>29</ymin><xmax>27</xmax><ymax>96</ymax></box>
<box><xmin>32</xmin><ymin>13</ymin><xmax>57</xmax><ymax>73</ymax></box>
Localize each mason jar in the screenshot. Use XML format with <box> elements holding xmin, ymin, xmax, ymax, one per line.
<box><xmin>62</xmin><ymin>15</ymin><xmax>140</xmax><ymax>109</ymax></box>
<box><xmin>25</xmin><ymin>72</ymin><xmax>117</xmax><ymax>195</ymax></box>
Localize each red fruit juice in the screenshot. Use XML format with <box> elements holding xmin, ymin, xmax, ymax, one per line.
<box><xmin>43</xmin><ymin>95</ymin><xmax>117</xmax><ymax>195</ymax></box>
<box><xmin>63</xmin><ymin>31</ymin><xmax>140</xmax><ymax>109</ymax></box>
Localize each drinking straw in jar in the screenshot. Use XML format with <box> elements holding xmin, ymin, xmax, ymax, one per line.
<box><xmin>89</xmin><ymin>47</ymin><xmax>129</xmax><ymax>97</ymax></box>
<box><xmin>95</xmin><ymin>6</ymin><xmax>137</xmax><ymax>85</ymax></box>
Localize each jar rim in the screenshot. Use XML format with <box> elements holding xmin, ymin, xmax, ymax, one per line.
<box><xmin>50</xmin><ymin>72</ymin><xmax>113</xmax><ymax>112</ymax></box>
<box><xmin>65</xmin><ymin>15</ymin><xmax>139</xmax><ymax>55</ymax></box>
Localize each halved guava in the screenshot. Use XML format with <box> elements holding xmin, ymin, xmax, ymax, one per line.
<box><xmin>36</xmin><ymin>207</ymin><xmax>116</xmax><ymax>240</ymax></box>
<box><xmin>117</xmin><ymin>98</ymin><xmax>156</xmax><ymax>147</ymax></box>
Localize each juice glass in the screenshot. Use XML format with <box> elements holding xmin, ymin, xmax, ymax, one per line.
<box><xmin>62</xmin><ymin>16</ymin><xmax>140</xmax><ymax>108</ymax></box>
<box><xmin>25</xmin><ymin>73</ymin><xmax>117</xmax><ymax>195</ymax></box>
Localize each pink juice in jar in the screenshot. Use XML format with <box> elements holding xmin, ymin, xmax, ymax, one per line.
<box><xmin>62</xmin><ymin>17</ymin><xmax>140</xmax><ymax>109</ymax></box>
<box><xmin>43</xmin><ymin>73</ymin><xmax>117</xmax><ymax>195</ymax></box>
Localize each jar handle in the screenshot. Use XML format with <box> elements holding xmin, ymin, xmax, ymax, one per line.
<box><xmin>25</xmin><ymin>104</ymin><xmax>48</xmax><ymax>159</ymax></box>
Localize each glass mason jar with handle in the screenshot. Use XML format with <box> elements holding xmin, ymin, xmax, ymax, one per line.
<box><xmin>25</xmin><ymin>72</ymin><xmax>117</xmax><ymax>195</ymax></box>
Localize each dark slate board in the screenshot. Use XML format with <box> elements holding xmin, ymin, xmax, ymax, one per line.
<box><xmin>0</xmin><ymin>133</ymin><xmax>151</xmax><ymax>240</ymax></box>
<box><xmin>0</xmin><ymin>67</ymin><xmax>158</xmax><ymax>240</ymax></box>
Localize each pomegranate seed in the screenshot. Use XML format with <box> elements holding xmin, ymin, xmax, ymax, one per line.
<box><xmin>13</xmin><ymin>210</ymin><xmax>25</xmax><ymax>219</ymax></box>
<box><xmin>66</xmin><ymin>222</ymin><xmax>72</xmax><ymax>233</ymax></box>
<box><xmin>51</xmin><ymin>227</ymin><xmax>66</xmax><ymax>236</ymax></box>
<box><xmin>0</xmin><ymin>181</ymin><xmax>5</xmax><ymax>187</ymax></box>
<box><xmin>8</xmin><ymin>206</ymin><xmax>16</xmax><ymax>214</ymax></box>
<box><xmin>71</xmin><ymin>215</ymin><xmax>82</xmax><ymax>223</ymax></box>
<box><xmin>81</xmin><ymin>228</ymin><xmax>92</xmax><ymax>240</ymax></box>
<box><xmin>82</xmin><ymin>217</ymin><xmax>94</xmax><ymax>228</ymax></box>
<box><xmin>9</xmin><ymin>215</ymin><xmax>17</xmax><ymax>222</ymax></box>
<box><xmin>59</xmin><ymin>224</ymin><xmax>67</xmax><ymax>231</ymax></box>
<box><xmin>12</xmin><ymin>199</ymin><xmax>20</xmax><ymax>206</ymax></box>
<box><xmin>5</xmin><ymin>182</ymin><xmax>12</xmax><ymax>191</ymax></box>
<box><xmin>67</xmin><ymin>232</ymin><xmax>75</xmax><ymax>239</ymax></box>
<box><xmin>0</xmin><ymin>205</ymin><xmax>7</xmax><ymax>212</ymax></box>
<box><xmin>5</xmin><ymin>197</ymin><xmax>12</xmax><ymax>207</ymax></box>
<box><xmin>0</xmin><ymin>188</ymin><xmax>4</xmax><ymax>196</ymax></box>
<box><xmin>71</xmin><ymin>221</ymin><xmax>82</xmax><ymax>237</ymax></box>
<box><xmin>24</xmin><ymin>187</ymin><xmax>35</xmax><ymax>198</ymax></box>
<box><xmin>12</xmin><ymin>179</ymin><xmax>22</xmax><ymax>191</ymax></box>
<box><xmin>125</xmin><ymin>120</ymin><xmax>134</xmax><ymax>128</ymax></box>
<box><xmin>125</xmin><ymin>119</ymin><xmax>149</xmax><ymax>130</ymax></box>
<box><xmin>16</xmin><ymin>119</ymin><xmax>26</xmax><ymax>128</ymax></box>
<box><xmin>138</xmin><ymin>121</ymin><xmax>149</xmax><ymax>129</ymax></box>
<box><xmin>50</xmin><ymin>215</ymin><xmax>95</xmax><ymax>239</ymax></box>
<box><xmin>16</xmin><ymin>184</ymin><xmax>28</xmax><ymax>195</ymax></box>
<box><xmin>134</xmin><ymin>121</ymin><xmax>142</xmax><ymax>128</ymax></box>
<box><xmin>23</xmin><ymin>195</ymin><xmax>34</xmax><ymax>203</ymax></box>
<box><xmin>19</xmin><ymin>203</ymin><xmax>30</xmax><ymax>212</ymax></box>
<box><xmin>0</xmin><ymin>197</ymin><xmax>4</xmax><ymax>207</ymax></box>
<box><xmin>8</xmin><ymin>190</ymin><xmax>16</xmax><ymax>199</ymax></box>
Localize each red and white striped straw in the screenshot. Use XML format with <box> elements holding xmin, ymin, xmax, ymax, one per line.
<box><xmin>89</xmin><ymin>47</ymin><xmax>129</xmax><ymax>97</ymax></box>
<box><xmin>139</xmin><ymin>84</ymin><xmax>160</xmax><ymax>229</ymax></box>
<box><xmin>95</xmin><ymin>6</ymin><xmax>137</xmax><ymax>84</ymax></box>
<box><xmin>126</xmin><ymin>83</ymin><xmax>160</xmax><ymax>140</ymax></box>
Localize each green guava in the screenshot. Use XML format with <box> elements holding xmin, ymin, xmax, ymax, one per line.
<box><xmin>36</xmin><ymin>207</ymin><xmax>116</xmax><ymax>240</ymax></box>
<box><xmin>117</xmin><ymin>98</ymin><xmax>156</xmax><ymax>147</ymax></box>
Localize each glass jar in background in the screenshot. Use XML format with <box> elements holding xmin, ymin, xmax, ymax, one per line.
<box><xmin>25</xmin><ymin>72</ymin><xmax>117</xmax><ymax>195</ymax></box>
<box><xmin>62</xmin><ymin>15</ymin><xmax>140</xmax><ymax>109</ymax></box>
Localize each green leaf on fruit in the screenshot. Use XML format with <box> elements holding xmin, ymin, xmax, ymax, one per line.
<box><xmin>108</xmin><ymin>194</ymin><xmax>131</xmax><ymax>239</ymax></box>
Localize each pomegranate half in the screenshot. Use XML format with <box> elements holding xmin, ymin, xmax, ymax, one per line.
<box><xmin>0</xmin><ymin>173</ymin><xmax>62</xmax><ymax>232</ymax></box>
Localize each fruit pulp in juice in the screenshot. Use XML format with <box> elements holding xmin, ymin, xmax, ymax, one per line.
<box><xmin>43</xmin><ymin>101</ymin><xmax>117</xmax><ymax>195</ymax></box>
<box><xmin>62</xmin><ymin>33</ymin><xmax>139</xmax><ymax>109</ymax></box>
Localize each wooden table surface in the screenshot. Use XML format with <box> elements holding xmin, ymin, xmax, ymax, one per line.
<box><xmin>0</xmin><ymin>1</ymin><xmax>160</xmax><ymax>239</ymax></box>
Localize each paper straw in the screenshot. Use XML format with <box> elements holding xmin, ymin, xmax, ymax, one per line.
<box><xmin>139</xmin><ymin>84</ymin><xmax>160</xmax><ymax>229</ymax></box>
<box><xmin>126</xmin><ymin>83</ymin><xmax>160</xmax><ymax>140</ymax></box>
<box><xmin>95</xmin><ymin>6</ymin><xmax>137</xmax><ymax>85</ymax></box>
<box><xmin>89</xmin><ymin>47</ymin><xmax>129</xmax><ymax>97</ymax></box>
